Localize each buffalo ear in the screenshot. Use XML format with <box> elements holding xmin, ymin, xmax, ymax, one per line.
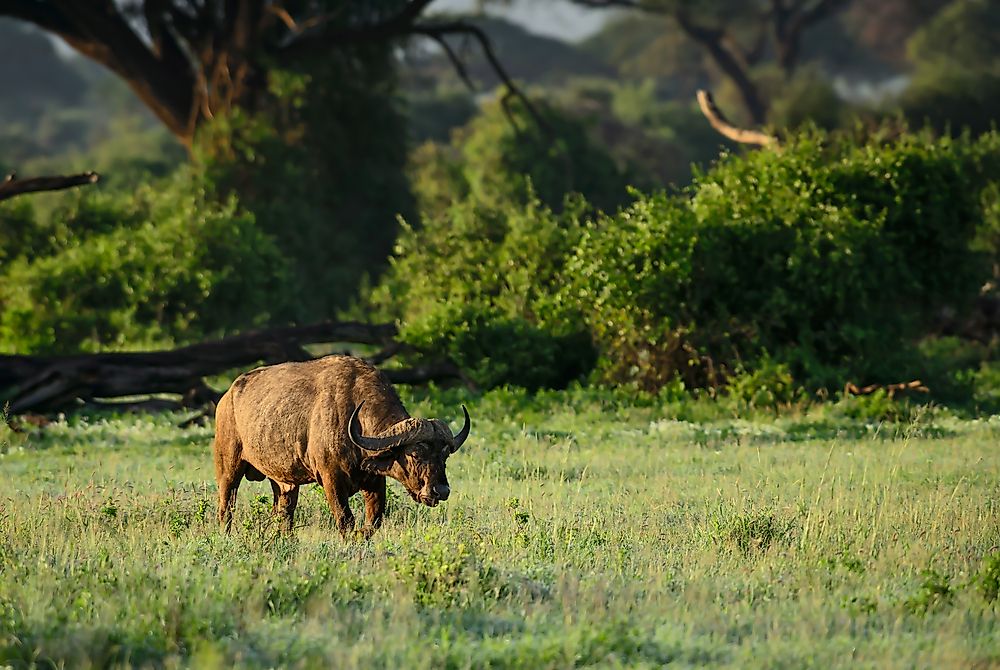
<box><xmin>361</xmin><ymin>452</ymin><xmax>397</xmax><ymax>475</ymax></box>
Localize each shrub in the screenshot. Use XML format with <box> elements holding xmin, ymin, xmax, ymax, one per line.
<box><xmin>725</xmin><ymin>357</ymin><xmax>800</xmax><ymax>411</ymax></box>
<box><xmin>0</xmin><ymin>198</ymin><xmax>50</xmax><ymax>263</ymax></box>
<box><xmin>370</xmin><ymin>192</ymin><xmax>595</xmax><ymax>389</ymax></box>
<box><xmin>400</xmin><ymin>302</ymin><xmax>594</xmax><ymax>390</ymax></box>
<box><xmin>975</xmin><ymin>552</ymin><xmax>1000</xmax><ymax>604</ymax></box>
<box><xmin>380</xmin><ymin>126</ymin><xmax>998</xmax><ymax>394</ymax></box>
<box><xmin>196</xmin><ymin>55</ymin><xmax>414</xmax><ymax>321</ymax></box>
<box><xmin>707</xmin><ymin>503</ymin><xmax>797</xmax><ymax>556</ymax></box>
<box><xmin>958</xmin><ymin>363</ymin><xmax>1000</xmax><ymax>414</ymax></box>
<box><xmin>0</xmin><ymin>172</ymin><xmax>288</xmax><ymax>353</ymax></box>
<box><xmin>562</xmin><ymin>130</ymin><xmax>996</xmax><ymax>390</ymax></box>
<box><xmin>904</xmin><ymin>569</ymin><xmax>954</xmax><ymax>615</ymax></box>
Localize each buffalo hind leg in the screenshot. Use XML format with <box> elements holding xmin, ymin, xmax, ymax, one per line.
<box><xmin>213</xmin><ymin>391</ymin><xmax>245</xmax><ymax>533</ymax></box>
<box><xmin>270</xmin><ymin>480</ymin><xmax>300</xmax><ymax>533</ymax></box>
<box><xmin>216</xmin><ymin>462</ymin><xmax>246</xmax><ymax>533</ymax></box>
<box><xmin>361</xmin><ymin>477</ymin><xmax>386</xmax><ymax>539</ymax></box>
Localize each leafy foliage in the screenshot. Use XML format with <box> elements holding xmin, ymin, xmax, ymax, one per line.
<box><xmin>383</xmin><ymin>126</ymin><xmax>999</xmax><ymax>394</ymax></box>
<box><xmin>0</xmin><ymin>173</ymin><xmax>287</xmax><ymax>353</ymax></box>
<box><xmin>975</xmin><ymin>552</ymin><xmax>1000</xmax><ymax>603</ymax></box>
<box><xmin>372</xmin><ymin>191</ymin><xmax>595</xmax><ymax>389</ymax></box>
<box><xmin>562</xmin><ymin>129</ymin><xmax>997</xmax><ymax>390</ymax></box>
<box><xmin>725</xmin><ymin>357</ymin><xmax>800</xmax><ymax>411</ymax></box>
<box><xmin>197</xmin><ymin>51</ymin><xmax>413</xmax><ymax>322</ymax></box>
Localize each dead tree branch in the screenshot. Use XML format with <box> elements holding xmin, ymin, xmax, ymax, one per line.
<box><xmin>410</xmin><ymin>20</ymin><xmax>551</xmax><ymax>134</ymax></box>
<box><xmin>696</xmin><ymin>90</ymin><xmax>779</xmax><ymax>148</ymax></box>
<box><xmin>844</xmin><ymin>380</ymin><xmax>930</xmax><ymax>399</ymax></box>
<box><xmin>0</xmin><ymin>172</ymin><xmax>100</xmax><ymax>202</ymax></box>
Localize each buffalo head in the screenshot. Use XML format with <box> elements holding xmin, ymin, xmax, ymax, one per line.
<box><xmin>349</xmin><ymin>402</ymin><xmax>470</xmax><ymax>507</ymax></box>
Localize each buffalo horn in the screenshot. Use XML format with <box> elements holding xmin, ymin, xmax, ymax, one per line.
<box><xmin>451</xmin><ymin>405</ymin><xmax>471</xmax><ymax>451</ymax></box>
<box><xmin>348</xmin><ymin>401</ymin><xmax>434</xmax><ymax>453</ymax></box>
<box><xmin>348</xmin><ymin>402</ymin><xmax>395</xmax><ymax>453</ymax></box>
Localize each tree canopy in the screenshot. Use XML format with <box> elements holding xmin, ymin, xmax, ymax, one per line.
<box><xmin>571</xmin><ymin>0</ymin><xmax>851</xmax><ymax>123</ymax></box>
<box><xmin>0</xmin><ymin>1</ymin><xmax>520</xmax><ymax>146</ymax></box>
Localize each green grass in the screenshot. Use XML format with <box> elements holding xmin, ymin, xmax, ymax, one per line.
<box><xmin>2</xmin><ymin>390</ymin><xmax>999</xmax><ymax>668</ymax></box>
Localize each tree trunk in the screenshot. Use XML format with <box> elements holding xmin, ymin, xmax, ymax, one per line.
<box><xmin>675</xmin><ymin>11</ymin><xmax>769</xmax><ymax>125</ymax></box>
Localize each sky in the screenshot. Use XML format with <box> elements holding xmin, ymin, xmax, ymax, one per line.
<box><xmin>433</xmin><ymin>0</ymin><xmax>613</xmax><ymax>42</ymax></box>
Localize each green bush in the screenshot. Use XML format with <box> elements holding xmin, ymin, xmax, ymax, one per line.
<box><xmin>975</xmin><ymin>552</ymin><xmax>1000</xmax><ymax>604</ymax></box>
<box><xmin>0</xmin><ymin>173</ymin><xmax>288</xmax><ymax>353</ymax></box>
<box><xmin>371</xmin><ymin>191</ymin><xmax>595</xmax><ymax>389</ymax></box>
<box><xmin>379</xmin><ymin>126</ymin><xmax>998</xmax><ymax>395</ymax></box>
<box><xmin>401</xmin><ymin>302</ymin><xmax>594</xmax><ymax>390</ymax></box>
<box><xmin>196</xmin><ymin>55</ymin><xmax>414</xmax><ymax>322</ymax></box>
<box><xmin>725</xmin><ymin>357</ymin><xmax>801</xmax><ymax>412</ymax></box>
<box><xmin>562</xmin><ymin>130</ymin><xmax>996</xmax><ymax>390</ymax></box>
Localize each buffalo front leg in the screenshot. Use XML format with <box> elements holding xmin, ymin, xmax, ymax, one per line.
<box><xmin>270</xmin><ymin>480</ymin><xmax>300</xmax><ymax>533</ymax></box>
<box><xmin>320</xmin><ymin>475</ymin><xmax>356</xmax><ymax>539</ymax></box>
<box><xmin>216</xmin><ymin>464</ymin><xmax>245</xmax><ymax>534</ymax></box>
<box><xmin>361</xmin><ymin>477</ymin><xmax>386</xmax><ymax>539</ymax></box>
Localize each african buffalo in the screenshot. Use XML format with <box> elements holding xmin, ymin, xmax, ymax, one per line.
<box><xmin>213</xmin><ymin>355</ymin><xmax>470</xmax><ymax>536</ymax></box>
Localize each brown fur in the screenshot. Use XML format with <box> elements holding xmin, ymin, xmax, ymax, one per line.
<box><xmin>213</xmin><ymin>355</ymin><xmax>467</xmax><ymax>537</ymax></box>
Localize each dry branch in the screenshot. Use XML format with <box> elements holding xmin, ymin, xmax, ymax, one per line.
<box><xmin>844</xmin><ymin>380</ymin><xmax>929</xmax><ymax>399</ymax></box>
<box><xmin>0</xmin><ymin>171</ymin><xmax>100</xmax><ymax>202</ymax></box>
<box><xmin>0</xmin><ymin>320</ymin><xmax>461</xmax><ymax>415</ymax></box>
<box><xmin>411</xmin><ymin>20</ymin><xmax>552</xmax><ymax>135</ymax></box>
<box><xmin>696</xmin><ymin>90</ymin><xmax>779</xmax><ymax>149</ymax></box>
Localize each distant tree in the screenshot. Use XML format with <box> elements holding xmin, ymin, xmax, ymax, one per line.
<box><xmin>582</xmin><ymin>14</ymin><xmax>709</xmax><ymax>97</ymax></box>
<box><xmin>410</xmin><ymin>98</ymin><xmax>631</xmax><ymax>216</ymax></box>
<box><xmin>841</xmin><ymin>0</ymin><xmax>952</xmax><ymax>68</ymax></box>
<box><xmin>405</xmin><ymin>15</ymin><xmax>613</xmax><ymax>88</ymax></box>
<box><xmin>572</xmin><ymin>0</ymin><xmax>852</xmax><ymax>124</ymax></box>
<box><xmin>0</xmin><ymin>1</ymin><xmax>536</xmax><ymax>320</ymax></box>
<box><xmin>899</xmin><ymin>0</ymin><xmax>1000</xmax><ymax>136</ymax></box>
<box><xmin>0</xmin><ymin>2</ymin><xmax>515</xmax><ymax>147</ymax></box>
<box><xmin>0</xmin><ymin>19</ymin><xmax>87</xmax><ymax>123</ymax></box>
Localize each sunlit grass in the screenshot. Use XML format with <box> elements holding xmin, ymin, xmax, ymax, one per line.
<box><xmin>1</xmin><ymin>392</ymin><xmax>999</xmax><ymax>668</ymax></box>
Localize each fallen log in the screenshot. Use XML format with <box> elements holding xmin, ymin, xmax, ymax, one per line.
<box><xmin>0</xmin><ymin>320</ymin><xmax>461</xmax><ymax>415</ymax></box>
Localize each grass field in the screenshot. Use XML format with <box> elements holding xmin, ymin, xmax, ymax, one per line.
<box><xmin>2</xmin><ymin>388</ymin><xmax>1000</xmax><ymax>668</ymax></box>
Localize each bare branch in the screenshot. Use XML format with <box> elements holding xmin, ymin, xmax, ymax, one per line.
<box><xmin>422</xmin><ymin>30</ymin><xmax>476</xmax><ymax>91</ymax></box>
<box><xmin>844</xmin><ymin>380</ymin><xmax>929</xmax><ymax>399</ymax></box>
<box><xmin>289</xmin><ymin>0</ymin><xmax>439</xmax><ymax>44</ymax></box>
<box><xmin>411</xmin><ymin>20</ymin><xmax>550</xmax><ymax>134</ymax></box>
<box><xmin>696</xmin><ymin>90</ymin><xmax>778</xmax><ymax>149</ymax></box>
<box><xmin>776</xmin><ymin>0</ymin><xmax>850</xmax><ymax>75</ymax></box>
<box><xmin>0</xmin><ymin>172</ymin><xmax>100</xmax><ymax>202</ymax></box>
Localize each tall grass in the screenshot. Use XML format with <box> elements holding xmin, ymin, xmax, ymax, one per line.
<box><xmin>1</xmin><ymin>394</ymin><xmax>999</xmax><ymax>668</ymax></box>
